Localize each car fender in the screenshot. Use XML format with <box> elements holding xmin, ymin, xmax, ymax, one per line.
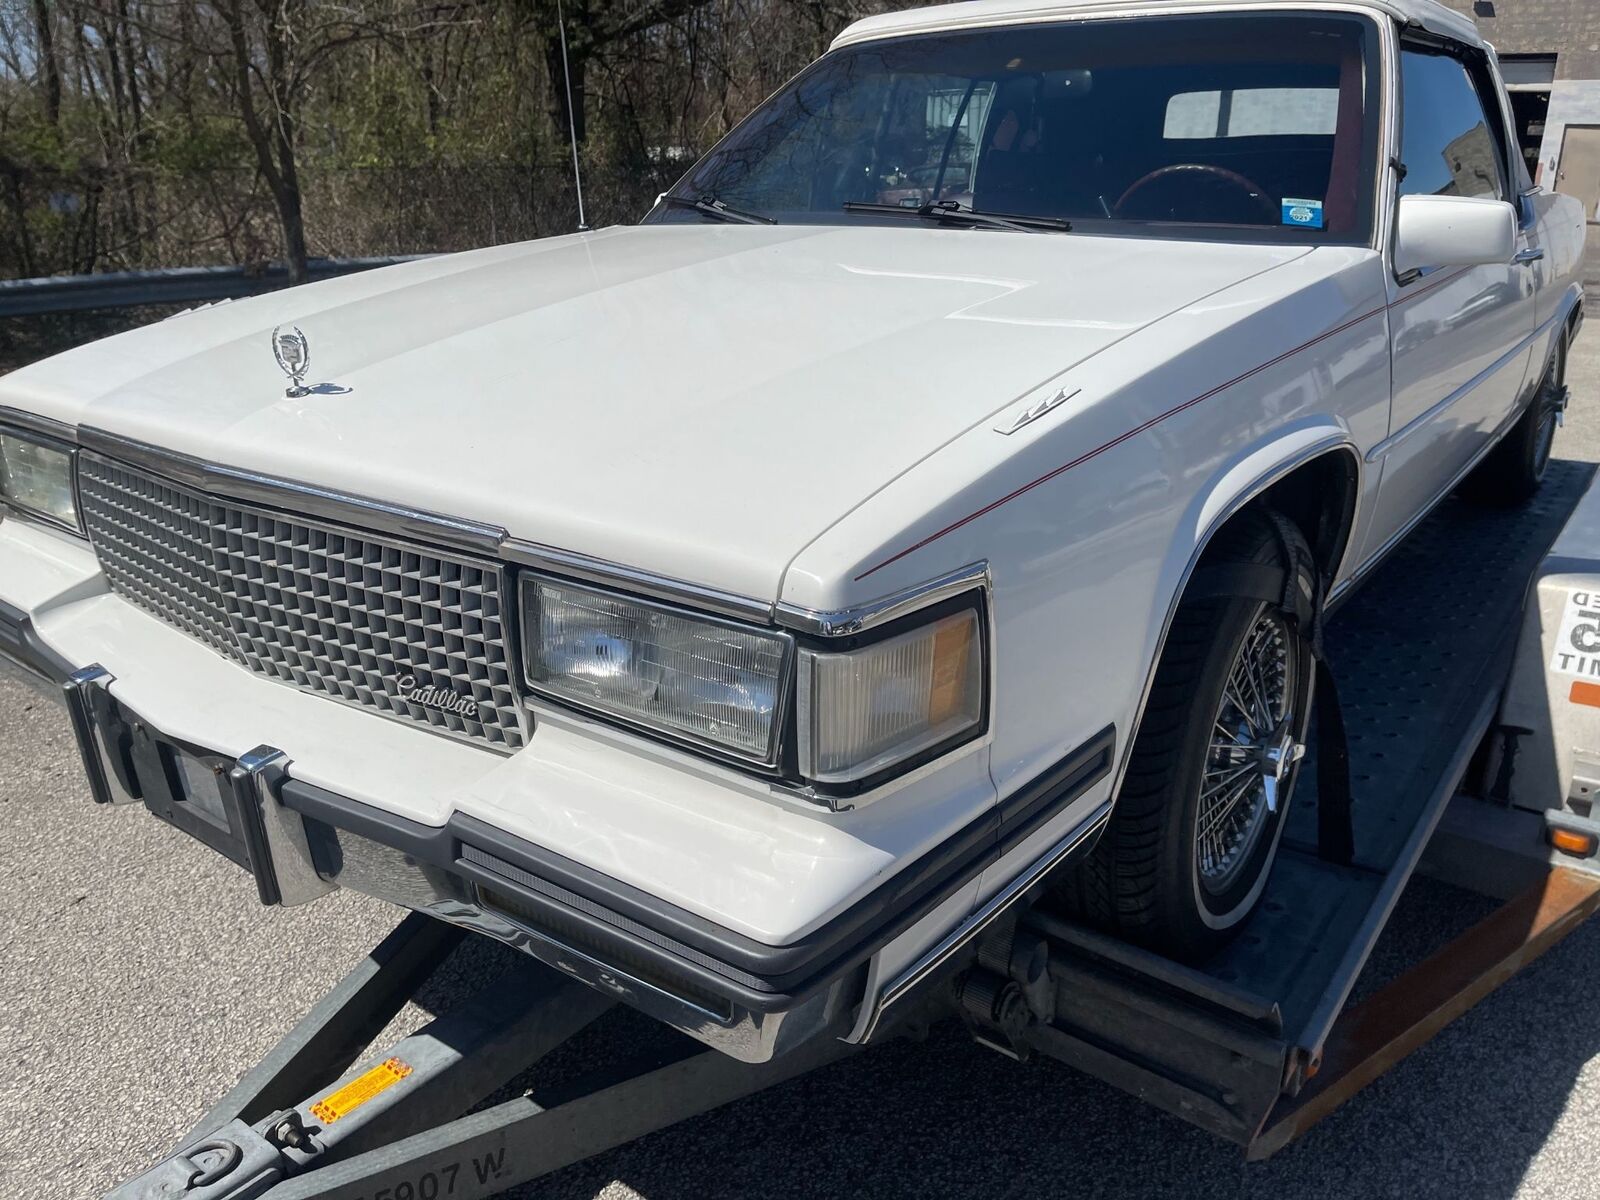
<box><xmin>1115</xmin><ymin>421</ymin><xmax>1362</xmax><ymax>794</ymax></box>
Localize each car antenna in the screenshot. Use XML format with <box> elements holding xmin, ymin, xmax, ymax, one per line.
<box><xmin>555</xmin><ymin>0</ymin><xmax>590</xmax><ymax>233</ymax></box>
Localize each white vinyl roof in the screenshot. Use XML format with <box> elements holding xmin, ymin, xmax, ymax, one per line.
<box><xmin>832</xmin><ymin>0</ymin><xmax>1482</xmax><ymax>51</ymax></box>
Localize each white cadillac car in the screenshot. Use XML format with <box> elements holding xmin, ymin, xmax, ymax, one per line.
<box><xmin>0</xmin><ymin>0</ymin><xmax>1584</xmax><ymax>1062</ymax></box>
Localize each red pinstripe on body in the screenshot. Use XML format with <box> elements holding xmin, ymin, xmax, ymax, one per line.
<box><xmin>853</xmin><ymin>267</ymin><xmax>1472</xmax><ymax>582</ymax></box>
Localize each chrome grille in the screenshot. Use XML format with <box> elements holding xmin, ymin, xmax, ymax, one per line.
<box><xmin>79</xmin><ymin>453</ymin><xmax>525</xmax><ymax>749</ymax></box>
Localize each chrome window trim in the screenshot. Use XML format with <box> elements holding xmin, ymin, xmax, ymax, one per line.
<box><xmin>519</xmin><ymin>570</ymin><xmax>797</xmax><ymax>770</ymax></box>
<box><xmin>0</xmin><ymin>418</ymin><xmax>86</xmax><ymax>537</ymax></box>
<box><xmin>79</xmin><ymin>426</ymin><xmax>507</xmax><ymax>557</ymax></box>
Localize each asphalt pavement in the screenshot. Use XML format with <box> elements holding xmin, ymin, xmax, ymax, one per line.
<box><xmin>4</xmin><ymin>331</ymin><xmax>1600</xmax><ymax>1200</ymax></box>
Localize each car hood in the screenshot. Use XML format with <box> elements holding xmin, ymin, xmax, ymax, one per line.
<box><xmin>2</xmin><ymin>224</ymin><xmax>1310</xmax><ymax>600</ymax></box>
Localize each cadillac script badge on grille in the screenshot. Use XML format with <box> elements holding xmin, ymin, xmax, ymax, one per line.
<box><xmin>271</xmin><ymin>325</ymin><xmax>312</xmax><ymax>397</ymax></box>
<box><xmin>397</xmin><ymin>673</ymin><xmax>485</xmax><ymax>724</ymax></box>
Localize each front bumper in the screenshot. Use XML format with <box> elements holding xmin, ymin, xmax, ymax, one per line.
<box><xmin>0</xmin><ymin>596</ymin><xmax>73</xmax><ymax>690</ymax></box>
<box><xmin>2</xmin><ymin>521</ymin><xmax>1113</xmax><ymax>1062</ymax></box>
<box><xmin>47</xmin><ymin>660</ymin><xmax>860</xmax><ymax>1060</ymax></box>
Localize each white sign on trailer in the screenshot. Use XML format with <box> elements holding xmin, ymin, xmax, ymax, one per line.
<box><xmin>1550</xmin><ymin>589</ymin><xmax>1600</xmax><ymax>678</ymax></box>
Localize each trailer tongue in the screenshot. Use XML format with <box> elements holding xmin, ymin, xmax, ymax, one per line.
<box><xmin>105</xmin><ymin>460</ymin><xmax>1600</xmax><ymax>1199</ymax></box>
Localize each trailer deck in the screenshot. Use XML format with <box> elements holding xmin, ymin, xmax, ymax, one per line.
<box><xmin>1008</xmin><ymin>458</ymin><xmax>1600</xmax><ymax>1148</ymax></box>
<box><xmin>101</xmin><ymin>459</ymin><xmax>1600</xmax><ymax>1199</ymax></box>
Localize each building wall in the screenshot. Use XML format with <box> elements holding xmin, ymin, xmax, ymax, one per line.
<box><xmin>1539</xmin><ymin>80</ymin><xmax>1600</xmax><ymax>202</ymax></box>
<box><xmin>1433</xmin><ymin>0</ymin><xmax>1599</xmax><ymax>290</ymax></box>
<box><xmin>1437</xmin><ymin>0</ymin><xmax>1600</xmax><ymax>81</ymax></box>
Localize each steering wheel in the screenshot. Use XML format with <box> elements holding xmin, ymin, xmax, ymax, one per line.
<box><xmin>1113</xmin><ymin>164</ymin><xmax>1278</xmax><ymax>224</ymax></box>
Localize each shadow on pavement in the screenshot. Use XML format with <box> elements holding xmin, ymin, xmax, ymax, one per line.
<box><xmin>510</xmin><ymin>897</ymin><xmax>1600</xmax><ymax>1200</ymax></box>
<box><xmin>383</xmin><ymin>861</ymin><xmax>1600</xmax><ymax>1200</ymax></box>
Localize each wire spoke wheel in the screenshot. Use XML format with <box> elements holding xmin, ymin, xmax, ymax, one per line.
<box><xmin>1195</xmin><ymin>604</ymin><xmax>1299</xmax><ymax>895</ymax></box>
<box><xmin>1533</xmin><ymin>388</ymin><xmax>1558</xmax><ymax>480</ymax></box>
<box><xmin>1063</xmin><ymin>508</ymin><xmax>1315</xmax><ymax>959</ymax></box>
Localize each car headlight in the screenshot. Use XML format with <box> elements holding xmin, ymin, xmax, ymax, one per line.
<box><xmin>523</xmin><ymin>575</ymin><xmax>793</xmax><ymax>763</ymax></box>
<box><xmin>796</xmin><ymin>606</ymin><xmax>985</xmax><ymax>785</ymax></box>
<box><xmin>0</xmin><ymin>429</ymin><xmax>79</xmax><ymax>532</ymax></box>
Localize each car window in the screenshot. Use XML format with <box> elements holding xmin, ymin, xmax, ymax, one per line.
<box><xmin>708</xmin><ymin>71</ymin><xmax>997</xmax><ymax>214</ymax></box>
<box><xmin>661</xmin><ymin>13</ymin><xmax>1381</xmax><ymax>243</ymax></box>
<box><xmin>1164</xmin><ymin>88</ymin><xmax>1338</xmax><ymax>139</ymax></box>
<box><xmin>1398</xmin><ymin>49</ymin><xmax>1508</xmax><ymax>201</ymax></box>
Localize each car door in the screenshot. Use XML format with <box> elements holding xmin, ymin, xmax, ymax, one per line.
<box><xmin>1358</xmin><ymin>42</ymin><xmax>1538</xmax><ymax>565</ymax></box>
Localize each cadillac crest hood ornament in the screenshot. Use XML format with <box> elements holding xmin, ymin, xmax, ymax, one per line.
<box><xmin>271</xmin><ymin>325</ymin><xmax>311</xmax><ymax>397</ymax></box>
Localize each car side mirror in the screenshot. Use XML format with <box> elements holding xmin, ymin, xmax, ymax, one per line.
<box><xmin>1393</xmin><ymin>194</ymin><xmax>1517</xmax><ymax>275</ymax></box>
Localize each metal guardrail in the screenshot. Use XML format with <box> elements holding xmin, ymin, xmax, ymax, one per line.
<box><xmin>0</xmin><ymin>256</ymin><xmax>427</xmax><ymax>319</ymax></box>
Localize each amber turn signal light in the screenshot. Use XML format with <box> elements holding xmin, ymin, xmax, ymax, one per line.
<box><xmin>1549</xmin><ymin>827</ymin><xmax>1597</xmax><ymax>857</ymax></box>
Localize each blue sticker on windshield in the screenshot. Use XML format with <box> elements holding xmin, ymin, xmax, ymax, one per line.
<box><xmin>1281</xmin><ymin>198</ymin><xmax>1325</xmax><ymax>229</ymax></box>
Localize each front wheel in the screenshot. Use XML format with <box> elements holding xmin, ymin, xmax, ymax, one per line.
<box><xmin>1063</xmin><ymin>510</ymin><xmax>1316</xmax><ymax>961</ymax></box>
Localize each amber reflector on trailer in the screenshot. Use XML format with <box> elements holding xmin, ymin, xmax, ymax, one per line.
<box><xmin>1550</xmin><ymin>828</ymin><xmax>1598</xmax><ymax>857</ymax></box>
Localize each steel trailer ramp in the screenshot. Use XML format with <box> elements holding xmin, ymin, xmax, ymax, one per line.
<box><xmin>1019</xmin><ymin>460</ymin><xmax>1597</xmax><ymax>1150</ymax></box>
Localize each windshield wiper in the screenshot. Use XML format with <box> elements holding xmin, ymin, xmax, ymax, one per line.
<box><xmin>659</xmin><ymin>194</ymin><xmax>776</xmax><ymax>225</ymax></box>
<box><xmin>843</xmin><ymin>200</ymin><xmax>1071</xmax><ymax>233</ymax></box>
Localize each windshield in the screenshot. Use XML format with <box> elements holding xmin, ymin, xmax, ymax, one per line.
<box><xmin>654</xmin><ymin>13</ymin><xmax>1380</xmax><ymax>242</ymax></box>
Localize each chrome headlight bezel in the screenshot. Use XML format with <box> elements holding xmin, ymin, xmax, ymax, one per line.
<box><xmin>0</xmin><ymin>421</ymin><xmax>83</xmax><ymax>536</ymax></box>
<box><xmin>790</xmin><ymin>592</ymin><xmax>979</xmax><ymax>790</ymax></box>
<box><xmin>520</xmin><ymin>572</ymin><xmax>798</xmax><ymax>768</ymax></box>
<box><xmin>791</xmin><ymin>587</ymin><xmax>991</xmax><ymax>793</ymax></box>
<box><xmin>518</xmin><ymin>564</ymin><xmax>991</xmax><ymax>800</ymax></box>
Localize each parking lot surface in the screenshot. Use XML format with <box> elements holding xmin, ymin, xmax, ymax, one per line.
<box><xmin>3</xmin><ymin>330</ymin><xmax>1600</xmax><ymax>1200</ymax></box>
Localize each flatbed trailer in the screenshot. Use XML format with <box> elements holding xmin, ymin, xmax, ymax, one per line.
<box><xmin>105</xmin><ymin>458</ymin><xmax>1600</xmax><ymax>1200</ymax></box>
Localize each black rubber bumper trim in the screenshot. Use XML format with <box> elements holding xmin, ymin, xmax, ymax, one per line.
<box><xmin>281</xmin><ymin>724</ymin><xmax>1114</xmax><ymax>1012</ymax></box>
<box><xmin>0</xmin><ymin>597</ymin><xmax>73</xmax><ymax>687</ymax></box>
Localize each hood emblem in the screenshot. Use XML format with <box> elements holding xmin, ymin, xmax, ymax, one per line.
<box><xmin>995</xmin><ymin>386</ymin><xmax>1079</xmax><ymax>436</ymax></box>
<box><xmin>271</xmin><ymin>325</ymin><xmax>312</xmax><ymax>397</ymax></box>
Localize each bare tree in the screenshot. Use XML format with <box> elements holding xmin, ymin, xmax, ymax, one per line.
<box><xmin>214</xmin><ymin>0</ymin><xmax>314</xmax><ymax>280</ymax></box>
<box><xmin>0</xmin><ymin>0</ymin><xmax>913</xmax><ymax>284</ymax></box>
<box><xmin>30</xmin><ymin>0</ymin><xmax>62</xmax><ymax>125</ymax></box>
